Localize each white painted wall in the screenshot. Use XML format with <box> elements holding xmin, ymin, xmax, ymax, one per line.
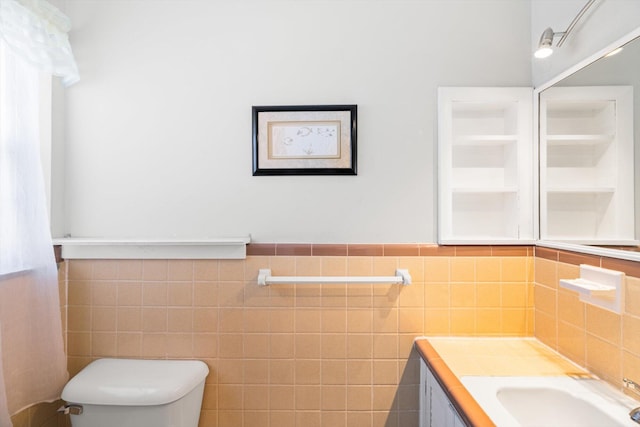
<box><xmin>531</xmin><ymin>0</ymin><xmax>640</xmax><ymax>88</ymax></box>
<box><xmin>59</xmin><ymin>0</ymin><xmax>532</xmax><ymax>243</ymax></box>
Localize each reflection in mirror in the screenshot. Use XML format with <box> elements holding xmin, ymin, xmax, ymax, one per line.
<box><xmin>538</xmin><ymin>33</ymin><xmax>640</xmax><ymax>256</ymax></box>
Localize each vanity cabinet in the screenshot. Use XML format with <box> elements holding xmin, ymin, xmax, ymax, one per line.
<box><xmin>539</xmin><ymin>86</ymin><xmax>634</xmax><ymax>244</ymax></box>
<box><xmin>438</xmin><ymin>87</ymin><xmax>534</xmax><ymax>244</ymax></box>
<box><xmin>420</xmin><ymin>359</ymin><xmax>465</xmax><ymax>427</ymax></box>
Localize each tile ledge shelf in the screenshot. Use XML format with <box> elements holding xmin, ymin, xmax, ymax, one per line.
<box><xmin>559</xmin><ymin>264</ymin><xmax>624</xmax><ymax>314</ymax></box>
<box><xmin>53</xmin><ymin>236</ymin><xmax>251</xmax><ymax>260</ymax></box>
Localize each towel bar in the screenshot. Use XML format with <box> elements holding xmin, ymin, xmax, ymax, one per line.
<box><xmin>257</xmin><ymin>268</ymin><xmax>411</xmax><ymax>286</ymax></box>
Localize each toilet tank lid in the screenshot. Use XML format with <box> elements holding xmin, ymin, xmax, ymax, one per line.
<box><xmin>61</xmin><ymin>358</ymin><xmax>209</xmax><ymax>406</ymax></box>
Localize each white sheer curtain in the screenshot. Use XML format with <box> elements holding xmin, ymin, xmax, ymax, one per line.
<box><xmin>0</xmin><ymin>0</ymin><xmax>78</xmax><ymax>425</ymax></box>
<box><xmin>0</xmin><ymin>0</ymin><xmax>79</xmax><ymax>86</ymax></box>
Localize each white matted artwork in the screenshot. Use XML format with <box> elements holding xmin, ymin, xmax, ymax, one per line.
<box><xmin>252</xmin><ymin>105</ymin><xmax>357</xmax><ymax>175</ymax></box>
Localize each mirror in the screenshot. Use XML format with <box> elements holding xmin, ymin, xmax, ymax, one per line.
<box><xmin>537</xmin><ymin>30</ymin><xmax>640</xmax><ymax>261</ymax></box>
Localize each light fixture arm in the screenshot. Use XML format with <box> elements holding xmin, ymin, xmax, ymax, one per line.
<box><xmin>556</xmin><ymin>0</ymin><xmax>597</xmax><ymax>47</ymax></box>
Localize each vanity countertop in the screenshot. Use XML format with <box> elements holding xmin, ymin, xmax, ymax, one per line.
<box><xmin>414</xmin><ymin>337</ymin><xmax>593</xmax><ymax>427</ymax></box>
<box><xmin>419</xmin><ymin>336</ymin><xmax>588</xmax><ymax>377</ymax></box>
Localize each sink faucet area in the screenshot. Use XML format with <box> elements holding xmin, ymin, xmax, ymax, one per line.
<box><xmin>461</xmin><ymin>376</ymin><xmax>639</xmax><ymax>427</ymax></box>
<box><xmin>416</xmin><ymin>337</ymin><xmax>640</xmax><ymax>427</ymax></box>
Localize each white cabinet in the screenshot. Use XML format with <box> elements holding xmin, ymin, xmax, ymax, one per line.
<box><xmin>420</xmin><ymin>359</ymin><xmax>466</xmax><ymax>427</ymax></box>
<box><xmin>438</xmin><ymin>87</ymin><xmax>534</xmax><ymax>244</ymax></box>
<box><xmin>539</xmin><ymin>86</ymin><xmax>635</xmax><ymax>244</ymax></box>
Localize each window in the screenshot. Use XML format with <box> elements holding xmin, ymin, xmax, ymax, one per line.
<box><xmin>0</xmin><ymin>40</ymin><xmax>50</xmax><ymax>275</ymax></box>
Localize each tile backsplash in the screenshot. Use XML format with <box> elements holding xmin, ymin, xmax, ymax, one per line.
<box><xmin>8</xmin><ymin>244</ymin><xmax>634</xmax><ymax>426</ymax></box>
<box><xmin>533</xmin><ymin>247</ymin><xmax>640</xmax><ymax>398</ymax></box>
<box><xmin>60</xmin><ymin>245</ymin><xmax>533</xmax><ymax>427</ymax></box>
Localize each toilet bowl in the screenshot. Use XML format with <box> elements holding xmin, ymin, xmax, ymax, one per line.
<box><xmin>61</xmin><ymin>358</ymin><xmax>209</xmax><ymax>427</ymax></box>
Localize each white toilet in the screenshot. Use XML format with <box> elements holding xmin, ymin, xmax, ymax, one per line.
<box><xmin>60</xmin><ymin>358</ymin><xmax>209</xmax><ymax>427</ymax></box>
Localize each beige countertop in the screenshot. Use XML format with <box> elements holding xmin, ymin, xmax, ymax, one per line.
<box><xmin>425</xmin><ymin>337</ymin><xmax>590</xmax><ymax>377</ymax></box>
<box><xmin>414</xmin><ymin>337</ymin><xmax>594</xmax><ymax>427</ymax></box>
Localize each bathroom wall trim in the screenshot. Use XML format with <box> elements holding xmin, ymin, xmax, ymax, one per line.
<box><xmin>52</xmin><ymin>241</ymin><xmax>640</xmax><ymax>278</ymax></box>
<box><xmin>246</xmin><ymin>243</ymin><xmax>532</xmax><ymax>257</ymax></box>
<box><xmin>249</xmin><ymin>243</ymin><xmax>640</xmax><ymax>279</ymax></box>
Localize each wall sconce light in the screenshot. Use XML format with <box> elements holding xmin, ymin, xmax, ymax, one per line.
<box><xmin>534</xmin><ymin>0</ymin><xmax>597</xmax><ymax>59</ymax></box>
<box><xmin>534</xmin><ymin>27</ymin><xmax>559</xmax><ymax>58</ymax></box>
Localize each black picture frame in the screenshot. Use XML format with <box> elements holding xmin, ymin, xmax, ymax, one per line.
<box><xmin>252</xmin><ymin>104</ymin><xmax>357</xmax><ymax>176</ymax></box>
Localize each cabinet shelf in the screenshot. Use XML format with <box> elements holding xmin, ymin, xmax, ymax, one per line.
<box><xmin>452</xmin><ymin>187</ymin><xmax>518</xmax><ymax>193</ymax></box>
<box><xmin>546</xmin><ymin>187</ymin><xmax>615</xmax><ymax>194</ymax></box>
<box><xmin>439</xmin><ymin>87</ymin><xmax>533</xmax><ymax>244</ymax></box>
<box><xmin>540</xmin><ymin>86</ymin><xmax>634</xmax><ymax>243</ymax></box>
<box><xmin>454</xmin><ymin>135</ymin><xmax>518</xmax><ymax>145</ymax></box>
<box><xmin>546</xmin><ymin>134</ymin><xmax>614</xmax><ymax>145</ymax></box>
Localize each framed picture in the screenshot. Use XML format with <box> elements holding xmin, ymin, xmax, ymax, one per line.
<box><xmin>252</xmin><ymin>104</ymin><xmax>357</xmax><ymax>175</ymax></box>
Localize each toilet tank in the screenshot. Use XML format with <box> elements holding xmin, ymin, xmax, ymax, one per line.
<box><xmin>61</xmin><ymin>358</ymin><xmax>209</xmax><ymax>427</ymax></box>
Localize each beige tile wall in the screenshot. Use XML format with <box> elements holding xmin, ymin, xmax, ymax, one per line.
<box><xmin>534</xmin><ymin>249</ymin><xmax>640</xmax><ymax>399</ymax></box>
<box><xmin>62</xmin><ymin>251</ymin><xmax>533</xmax><ymax>427</ymax></box>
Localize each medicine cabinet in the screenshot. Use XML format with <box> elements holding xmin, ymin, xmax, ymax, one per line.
<box><xmin>438</xmin><ymin>85</ymin><xmax>634</xmax><ymax>246</ymax></box>
<box><xmin>438</xmin><ymin>87</ymin><xmax>534</xmax><ymax>244</ymax></box>
<box><xmin>539</xmin><ymin>86</ymin><xmax>634</xmax><ymax>244</ymax></box>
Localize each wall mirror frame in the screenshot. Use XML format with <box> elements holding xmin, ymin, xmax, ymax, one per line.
<box><xmin>534</xmin><ymin>26</ymin><xmax>640</xmax><ymax>262</ymax></box>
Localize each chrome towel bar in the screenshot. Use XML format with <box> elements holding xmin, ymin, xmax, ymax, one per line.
<box><xmin>257</xmin><ymin>269</ymin><xmax>411</xmax><ymax>286</ymax></box>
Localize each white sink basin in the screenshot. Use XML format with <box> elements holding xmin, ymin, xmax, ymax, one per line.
<box><xmin>461</xmin><ymin>376</ymin><xmax>639</xmax><ymax>427</ymax></box>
